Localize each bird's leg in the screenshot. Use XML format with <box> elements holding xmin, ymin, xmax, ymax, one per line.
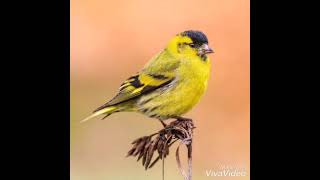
<box><xmin>176</xmin><ymin>116</ymin><xmax>192</xmax><ymax>122</ymax></box>
<box><xmin>158</xmin><ymin>119</ymin><xmax>167</xmax><ymax>127</ymax></box>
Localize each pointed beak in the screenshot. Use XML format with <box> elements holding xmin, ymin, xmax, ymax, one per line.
<box><xmin>199</xmin><ymin>44</ymin><xmax>214</xmax><ymax>55</ymax></box>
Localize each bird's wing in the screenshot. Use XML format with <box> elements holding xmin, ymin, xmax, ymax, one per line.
<box><xmin>93</xmin><ymin>50</ymin><xmax>179</xmax><ymax>113</ymax></box>
<box><xmin>93</xmin><ymin>72</ymin><xmax>175</xmax><ymax>112</ymax></box>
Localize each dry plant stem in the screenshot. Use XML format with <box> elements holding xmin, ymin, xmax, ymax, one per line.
<box><xmin>188</xmin><ymin>144</ymin><xmax>192</xmax><ymax>180</ymax></box>
<box><xmin>162</xmin><ymin>152</ymin><xmax>164</xmax><ymax>180</ymax></box>
<box><xmin>127</xmin><ymin>118</ymin><xmax>195</xmax><ymax>180</ymax></box>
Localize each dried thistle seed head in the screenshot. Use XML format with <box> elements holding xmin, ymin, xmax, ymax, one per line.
<box><xmin>127</xmin><ymin>118</ymin><xmax>194</xmax><ymax>170</ymax></box>
<box><xmin>144</xmin><ymin>142</ymin><xmax>155</xmax><ymax>169</ymax></box>
<box><xmin>126</xmin><ymin>148</ymin><xmax>136</xmax><ymax>157</ymax></box>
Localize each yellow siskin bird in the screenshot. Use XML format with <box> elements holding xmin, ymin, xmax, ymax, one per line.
<box><xmin>81</xmin><ymin>30</ymin><xmax>214</xmax><ymax>124</ymax></box>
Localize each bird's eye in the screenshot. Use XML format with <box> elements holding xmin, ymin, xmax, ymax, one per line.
<box><xmin>189</xmin><ymin>43</ymin><xmax>195</xmax><ymax>48</ymax></box>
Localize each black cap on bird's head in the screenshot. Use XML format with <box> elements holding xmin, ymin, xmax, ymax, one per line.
<box><xmin>181</xmin><ymin>30</ymin><xmax>208</xmax><ymax>45</ymax></box>
<box><xmin>180</xmin><ymin>30</ymin><xmax>214</xmax><ymax>55</ymax></box>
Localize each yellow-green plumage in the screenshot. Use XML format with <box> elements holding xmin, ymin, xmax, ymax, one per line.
<box><xmin>81</xmin><ymin>30</ymin><xmax>213</xmax><ymax>123</ymax></box>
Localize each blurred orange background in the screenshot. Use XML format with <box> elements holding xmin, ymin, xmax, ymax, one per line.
<box><xmin>71</xmin><ymin>0</ymin><xmax>249</xmax><ymax>179</ymax></box>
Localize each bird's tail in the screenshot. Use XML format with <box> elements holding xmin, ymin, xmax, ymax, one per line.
<box><xmin>80</xmin><ymin>106</ymin><xmax>117</xmax><ymax>123</ymax></box>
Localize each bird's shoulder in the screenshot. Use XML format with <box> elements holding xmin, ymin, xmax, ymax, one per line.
<box><xmin>142</xmin><ymin>49</ymin><xmax>180</xmax><ymax>75</ymax></box>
